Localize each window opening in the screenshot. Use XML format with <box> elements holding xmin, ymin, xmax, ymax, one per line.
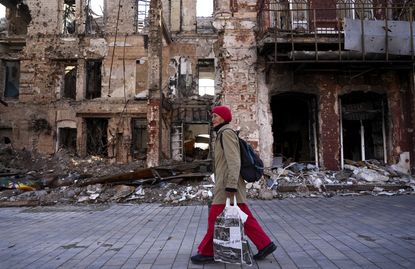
<box><xmin>198</xmin><ymin>59</ymin><xmax>214</xmax><ymax>96</ymax></box>
<box><xmin>290</xmin><ymin>0</ymin><xmax>309</xmax><ymax>32</ymax></box>
<box><xmin>337</xmin><ymin>0</ymin><xmax>356</xmax><ymax>20</ymax></box>
<box><xmin>0</xmin><ymin>4</ymin><xmax>5</xmax><ymax>31</ymax></box>
<box><xmin>340</xmin><ymin>92</ymin><xmax>386</xmax><ymax>163</ymax></box>
<box><xmin>58</xmin><ymin>127</ymin><xmax>77</xmax><ymax>153</ymax></box>
<box><xmin>0</xmin><ymin>3</ymin><xmax>31</xmax><ymax>35</ymax></box>
<box><xmin>271</xmin><ymin>93</ymin><xmax>318</xmax><ymax>164</ymax></box>
<box><xmin>63</xmin><ymin>64</ymin><xmax>77</xmax><ymax>99</ymax></box>
<box><xmin>172</xmin><ymin>123</ymin><xmax>210</xmax><ymax>162</ymax></box>
<box><xmin>0</xmin><ymin>4</ymin><xmax>5</xmax><ymax>19</ymax></box>
<box><xmin>0</xmin><ymin>128</ymin><xmax>12</xmax><ymax>145</ymax></box>
<box><xmin>135</xmin><ymin>59</ymin><xmax>148</xmax><ymax>98</ymax></box>
<box><xmin>197</xmin><ymin>0</ymin><xmax>213</xmax><ymax>17</ymax></box>
<box><xmin>131</xmin><ymin>118</ymin><xmax>147</xmax><ymax>160</ymax></box>
<box><xmin>137</xmin><ymin>0</ymin><xmax>150</xmax><ymax>32</ymax></box>
<box><xmin>86</xmin><ymin>60</ymin><xmax>102</xmax><ymax>99</ymax></box>
<box><xmin>86</xmin><ymin>0</ymin><xmax>104</xmax><ymax>34</ymax></box>
<box><xmin>185</xmin><ymin>124</ymin><xmax>210</xmax><ymax>161</ymax></box>
<box><xmin>86</xmin><ymin>118</ymin><xmax>108</xmax><ymax>156</ymax></box>
<box><xmin>336</xmin><ymin>0</ymin><xmax>373</xmax><ymax>20</ymax></box>
<box><xmin>63</xmin><ymin>0</ymin><xmax>76</xmax><ymax>35</ymax></box>
<box><xmin>4</xmin><ymin>61</ymin><xmax>20</xmax><ymax>99</ymax></box>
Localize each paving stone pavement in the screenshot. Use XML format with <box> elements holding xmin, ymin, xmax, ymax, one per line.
<box><xmin>0</xmin><ymin>195</ymin><xmax>414</xmax><ymax>269</ymax></box>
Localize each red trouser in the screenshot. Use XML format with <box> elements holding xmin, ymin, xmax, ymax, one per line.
<box><xmin>197</xmin><ymin>203</ymin><xmax>272</xmax><ymax>256</ymax></box>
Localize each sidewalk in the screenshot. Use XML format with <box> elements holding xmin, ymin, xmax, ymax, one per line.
<box><xmin>0</xmin><ymin>195</ymin><xmax>414</xmax><ymax>269</ymax></box>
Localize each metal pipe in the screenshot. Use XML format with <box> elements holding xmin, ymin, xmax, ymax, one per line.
<box><xmin>313</xmin><ymin>8</ymin><xmax>318</xmax><ymax>61</ymax></box>
<box><xmin>382</xmin><ymin>100</ymin><xmax>387</xmax><ymax>163</ymax></box>
<box><xmin>360</xmin><ymin>120</ymin><xmax>365</xmax><ymax>161</ymax></box>
<box><xmin>339</xmin><ymin>98</ymin><xmax>344</xmax><ymax>169</ymax></box>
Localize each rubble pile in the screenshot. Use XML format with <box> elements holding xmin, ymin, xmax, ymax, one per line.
<box><xmin>263</xmin><ymin>159</ymin><xmax>415</xmax><ymax>198</ymax></box>
<box><xmin>0</xmin><ymin>144</ymin><xmax>414</xmax><ymax>207</ymax></box>
<box><xmin>0</xmin><ymin>144</ymin><xmax>216</xmax><ymax>206</ymax></box>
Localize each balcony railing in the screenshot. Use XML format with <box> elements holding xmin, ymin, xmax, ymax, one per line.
<box><xmin>257</xmin><ymin>0</ymin><xmax>415</xmax><ymax>62</ymax></box>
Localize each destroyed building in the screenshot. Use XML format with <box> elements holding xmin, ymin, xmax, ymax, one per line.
<box><xmin>0</xmin><ymin>0</ymin><xmax>414</xmax><ymax>175</ymax></box>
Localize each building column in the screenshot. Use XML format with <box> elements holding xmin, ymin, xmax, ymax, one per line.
<box><xmin>146</xmin><ymin>0</ymin><xmax>163</xmax><ymax>167</ymax></box>
<box><xmin>386</xmin><ymin>72</ymin><xmax>406</xmax><ymax>163</ymax></box>
<box><xmin>213</xmin><ymin>1</ymin><xmax>261</xmax><ymax>151</ymax></box>
<box><xmin>318</xmin><ymin>76</ymin><xmax>341</xmax><ymax>170</ymax></box>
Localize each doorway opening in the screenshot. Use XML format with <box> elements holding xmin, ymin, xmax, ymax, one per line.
<box><xmin>131</xmin><ymin>118</ymin><xmax>147</xmax><ymax>160</ymax></box>
<box><xmin>86</xmin><ymin>118</ymin><xmax>108</xmax><ymax>156</ymax></box>
<box><xmin>171</xmin><ymin>123</ymin><xmax>210</xmax><ymax>162</ymax></box>
<box><xmin>340</xmin><ymin>91</ymin><xmax>387</xmax><ymax>163</ymax></box>
<box><xmin>58</xmin><ymin>127</ymin><xmax>77</xmax><ymax>153</ymax></box>
<box><xmin>271</xmin><ymin>92</ymin><xmax>318</xmax><ymax>164</ymax></box>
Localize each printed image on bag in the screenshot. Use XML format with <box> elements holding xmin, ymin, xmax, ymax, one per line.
<box><xmin>213</xmin><ymin>197</ymin><xmax>253</xmax><ymax>265</ymax></box>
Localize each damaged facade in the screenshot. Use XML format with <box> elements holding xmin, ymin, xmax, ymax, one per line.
<box><xmin>0</xmin><ymin>0</ymin><xmax>414</xmax><ymax>175</ymax></box>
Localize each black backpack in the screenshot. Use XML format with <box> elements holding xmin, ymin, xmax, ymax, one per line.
<box><xmin>220</xmin><ymin>129</ymin><xmax>264</xmax><ymax>182</ymax></box>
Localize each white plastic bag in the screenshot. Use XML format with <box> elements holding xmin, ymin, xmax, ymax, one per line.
<box><xmin>213</xmin><ymin>196</ymin><xmax>253</xmax><ymax>265</ymax></box>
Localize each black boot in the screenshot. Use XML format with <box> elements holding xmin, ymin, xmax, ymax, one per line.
<box><xmin>190</xmin><ymin>254</ymin><xmax>214</xmax><ymax>264</ymax></box>
<box><xmin>253</xmin><ymin>242</ymin><xmax>277</xmax><ymax>260</ymax></box>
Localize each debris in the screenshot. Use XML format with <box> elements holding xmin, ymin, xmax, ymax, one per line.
<box><xmin>0</xmin><ymin>144</ymin><xmax>413</xmax><ymax>206</ymax></box>
<box><xmin>391</xmin><ymin>152</ymin><xmax>411</xmax><ymax>175</ymax></box>
<box><xmin>350</xmin><ymin>166</ymin><xmax>389</xmax><ymax>182</ymax></box>
<box><xmin>0</xmin><ymin>176</ymin><xmax>40</xmax><ymax>191</ymax></box>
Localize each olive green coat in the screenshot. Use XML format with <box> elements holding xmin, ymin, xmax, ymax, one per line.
<box><xmin>212</xmin><ymin>124</ymin><xmax>247</xmax><ymax>205</ymax></box>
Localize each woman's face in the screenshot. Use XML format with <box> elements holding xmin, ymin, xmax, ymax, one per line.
<box><xmin>212</xmin><ymin>113</ymin><xmax>224</xmax><ymax>127</ymax></box>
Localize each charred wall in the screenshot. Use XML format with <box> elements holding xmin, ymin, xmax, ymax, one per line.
<box><xmin>265</xmin><ymin>65</ymin><xmax>414</xmax><ymax>170</ymax></box>
<box><xmin>0</xmin><ymin>0</ymin><xmax>216</xmax><ymax>166</ymax></box>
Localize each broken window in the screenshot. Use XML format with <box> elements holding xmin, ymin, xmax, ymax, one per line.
<box><xmin>0</xmin><ymin>5</ymin><xmax>5</xmax><ymax>35</ymax></box>
<box><xmin>197</xmin><ymin>0</ymin><xmax>213</xmax><ymax>17</ymax></box>
<box><xmin>86</xmin><ymin>118</ymin><xmax>108</xmax><ymax>156</ymax></box>
<box><xmin>196</xmin><ymin>0</ymin><xmax>214</xmax><ymax>33</ymax></box>
<box><xmin>340</xmin><ymin>92</ymin><xmax>386</xmax><ymax>163</ymax></box>
<box><xmin>0</xmin><ymin>4</ymin><xmax>4</xmax><ymax>18</ymax></box>
<box><xmin>3</xmin><ymin>61</ymin><xmax>20</xmax><ymax>99</ymax></box>
<box><xmin>86</xmin><ymin>60</ymin><xmax>102</xmax><ymax>99</ymax></box>
<box><xmin>135</xmin><ymin>58</ymin><xmax>148</xmax><ymax>98</ymax></box>
<box><xmin>0</xmin><ymin>3</ymin><xmax>31</xmax><ymax>35</ymax></box>
<box><xmin>172</xmin><ymin>124</ymin><xmax>210</xmax><ymax>162</ymax></box>
<box><xmin>198</xmin><ymin>59</ymin><xmax>214</xmax><ymax>96</ymax></box>
<box><xmin>290</xmin><ymin>0</ymin><xmax>309</xmax><ymax>32</ymax></box>
<box><xmin>178</xmin><ymin>57</ymin><xmax>193</xmax><ymax>97</ymax></box>
<box><xmin>137</xmin><ymin>0</ymin><xmax>150</xmax><ymax>32</ymax></box>
<box><xmin>131</xmin><ymin>118</ymin><xmax>147</xmax><ymax>159</ymax></box>
<box><xmin>271</xmin><ymin>93</ymin><xmax>318</xmax><ymax>164</ymax></box>
<box><xmin>336</xmin><ymin>0</ymin><xmax>374</xmax><ymax>20</ymax></box>
<box><xmin>63</xmin><ymin>63</ymin><xmax>77</xmax><ymax>99</ymax></box>
<box><xmin>173</xmin><ymin>105</ymin><xmax>210</xmax><ymax>122</ymax></box>
<box><xmin>86</xmin><ymin>0</ymin><xmax>104</xmax><ymax>34</ymax></box>
<box><xmin>354</xmin><ymin>0</ymin><xmax>374</xmax><ymax>20</ymax></box>
<box><xmin>63</xmin><ymin>0</ymin><xmax>76</xmax><ymax>35</ymax></box>
<box><xmin>58</xmin><ymin>127</ymin><xmax>77</xmax><ymax>153</ymax></box>
<box><xmin>0</xmin><ymin>127</ymin><xmax>12</xmax><ymax>145</ymax></box>
<box><xmin>185</xmin><ymin>125</ymin><xmax>211</xmax><ymax>161</ymax></box>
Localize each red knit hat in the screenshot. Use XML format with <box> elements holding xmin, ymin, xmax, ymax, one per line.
<box><xmin>212</xmin><ymin>105</ymin><xmax>232</xmax><ymax>122</ymax></box>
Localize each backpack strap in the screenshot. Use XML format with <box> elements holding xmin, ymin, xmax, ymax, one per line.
<box><xmin>219</xmin><ymin>128</ymin><xmax>239</xmax><ymax>150</ymax></box>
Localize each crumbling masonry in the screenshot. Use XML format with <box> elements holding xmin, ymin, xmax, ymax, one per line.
<box><xmin>0</xmin><ymin>0</ymin><xmax>414</xmax><ymax>174</ymax></box>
